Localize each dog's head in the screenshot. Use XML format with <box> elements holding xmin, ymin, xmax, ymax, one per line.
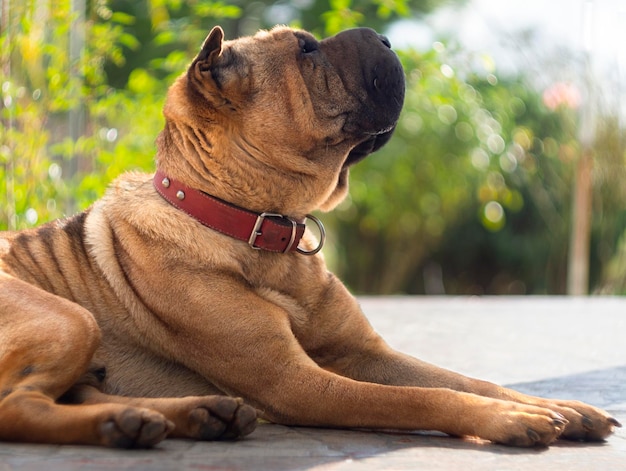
<box><xmin>158</xmin><ymin>26</ymin><xmax>405</xmax><ymax>215</ymax></box>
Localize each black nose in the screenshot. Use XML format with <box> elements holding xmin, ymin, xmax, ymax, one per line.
<box><xmin>378</xmin><ymin>34</ymin><xmax>391</xmax><ymax>48</ymax></box>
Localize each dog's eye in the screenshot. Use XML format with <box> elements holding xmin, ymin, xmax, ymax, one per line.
<box><xmin>298</xmin><ymin>37</ymin><xmax>318</xmax><ymax>54</ymax></box>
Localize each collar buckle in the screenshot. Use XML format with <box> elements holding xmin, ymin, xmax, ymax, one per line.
<box><xmin>248</xmin><ymin>212</ymin><xmax>298</xmax><ymax>253</ymax></box>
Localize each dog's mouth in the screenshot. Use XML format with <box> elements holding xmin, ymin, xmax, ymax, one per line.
<box><xmin>320</xmin><ymin>28</ymin><xmax>404</xmax><ymax>170</ymax></box>
<box><xmin>342</xmin><ymin>128</ymin><xmax>396</xmax><ymax>169</ymax></box>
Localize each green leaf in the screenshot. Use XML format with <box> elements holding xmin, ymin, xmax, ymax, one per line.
<box><xmin>110</xmin><ymin>11</ymin><xmax>136</xmax><ymax>26</ymax></box>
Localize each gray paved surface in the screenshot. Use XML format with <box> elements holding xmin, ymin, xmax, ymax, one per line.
<box><xmin>1</xmin><ymin>296</ymin><xmax>625</xmax><ymax>470</ymax></box>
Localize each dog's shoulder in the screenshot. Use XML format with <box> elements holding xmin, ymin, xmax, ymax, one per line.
<box><xmin>85</xmin><ymin>171</ymin><xmax>239</xmax><ymax>272</ymax></box>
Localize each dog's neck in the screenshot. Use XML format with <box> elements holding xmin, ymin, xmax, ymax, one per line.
<box><xmin>155</xmin><ymin>119</ymin><xmax>330</xmax><ymax>217</ymax></box>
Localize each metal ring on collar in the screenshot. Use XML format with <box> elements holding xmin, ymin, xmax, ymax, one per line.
<box><xmin>296</xmin><ymin>214</ymin><xmax>326</xmax><ymax>256</ymax></box>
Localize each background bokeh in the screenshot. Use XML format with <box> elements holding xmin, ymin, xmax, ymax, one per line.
<box><xmin>1</xmin><ymin>0</ymin><xmax>625</xmax><ymax>295</ymax></box>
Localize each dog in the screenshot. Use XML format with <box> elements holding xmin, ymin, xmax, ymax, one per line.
<box><xmin>0</xmin><ymin>25</ymin><xmax>620</xmax><ymax>448</ymax></box>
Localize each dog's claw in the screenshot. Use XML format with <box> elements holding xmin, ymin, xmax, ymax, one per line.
<box><xmin>552</xmin><ymin>413</ymin><xmax>568</xmax><ymax>428</ymax></box>
<box><xmin>582</xmin><ymin>416</ymin><xmax>594</xmax><ymax>430</ymax></box>
<box><xmin>526</xmin><ymin>428</ymin><xmax>541</xmax><ymax>444</ymax></box>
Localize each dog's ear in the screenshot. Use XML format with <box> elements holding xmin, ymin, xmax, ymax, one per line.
<box><xmin>194</xmin><ymin>26</ymin><xmax>224</xmax><ymax>71</ymax></box>
<box><xmin>187</xmin><ymin>26</ymin><xmax>236</xmax><ymax>108</ymax></box>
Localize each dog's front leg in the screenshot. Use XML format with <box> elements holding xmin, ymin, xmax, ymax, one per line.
<box><xmin>144</xmin><ymin>276</ymin><xmax>570</xmax><ymax>447</ymax></box>
<box><xmin>304</xmin><ymin>281</ymin><xmax>620</xmax><ymax>442</ymax></box>
<box><xmin>325</xmin><ymin>335</ymin><xmax>620</xmax><ymax>442</ymax></box>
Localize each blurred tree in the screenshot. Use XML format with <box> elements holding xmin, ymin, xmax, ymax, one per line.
<box><xmin>593</xmin><ymin>117</ymin><xmax>626</xmax><ymax>294</ymax></box>
<box><xmin>326</xmin><ymin>43</ymin><xmax>626</xmax><ymax>294</ymax></box>
<box><xmin>0</xmin><ymin>0</ymin><xmax>466</xmax><ymax>229</ymax></box>
<box><xmin>0</xmin><ymin>0</ymin><xmax>124</xmax><ymax>228</ymax></box>
<box><xmin>102</xmin><ymin>0</ymin><xmax>465</xmax><ymax>89</ymax></box>
<box><xmin>1</xmin><ymin>0</ymin><xmax>624</xmax><ymax>295</ymax></box>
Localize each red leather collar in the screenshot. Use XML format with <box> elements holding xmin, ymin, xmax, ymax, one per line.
<box><xmin>153</xmin><ymin>170</ymin><xmax>324</xmax><ymax>254</ymax></box>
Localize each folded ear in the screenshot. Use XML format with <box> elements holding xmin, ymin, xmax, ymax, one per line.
<box><xmin>193</xmin><ymin>26</ymin><xmax>224</xmax><ymax>71</ymax></box>
<box><xmin>187</xmin><ymin>26</ymin><xmax>232</xmax><ymax>108</ymax></box>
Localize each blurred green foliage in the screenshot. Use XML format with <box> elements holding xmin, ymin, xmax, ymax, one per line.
<box><xmin>330</xmin><ymin>46</ymin><xmax>574</xmax><ymax>293</ymax></box>
<box><xmin>1</xmin><ymin>0</ymin><xmax>625</xmax><ymax>294</ymax></box>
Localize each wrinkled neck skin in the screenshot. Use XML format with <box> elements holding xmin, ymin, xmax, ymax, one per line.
<box><xmin>155</xmin><ymin>76</ymin><xmax>352</xmax><ymax>219</ymax></box>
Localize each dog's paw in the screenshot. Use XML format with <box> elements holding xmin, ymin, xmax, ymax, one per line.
<box><xmin>185</xmin><ymin>396</ymin><xmax>257</xmax><ymax>440</ymax></box>
<box><xmin>543</xmin><ymin>400</ymin><xmax>622</xmax><ymax>441</ymax></box>
<box><xmin>471</xmin><ymin>401</ymin><xmax>568</xmax><ymax>447</ymax></box>
<box><xmin>98</xmin><ymin>407</ymin><xmax>174</xmax><ymax>448</ymax></box>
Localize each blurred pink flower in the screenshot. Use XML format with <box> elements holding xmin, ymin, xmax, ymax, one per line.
<box><xmin>542</xmin><ymin>82</ymin><xmax>582</xmax><ymax>110</ymax></box>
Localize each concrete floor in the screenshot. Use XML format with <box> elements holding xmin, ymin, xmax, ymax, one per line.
<box><xmin>1</xmin><ymin>296</ymin><xmax>624</xmax><ymax>470</ymax></box>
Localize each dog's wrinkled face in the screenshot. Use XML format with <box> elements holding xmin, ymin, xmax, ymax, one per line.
<box><xmin>163</xmin><ymin>26</ymin><xmax>405</xmax><ymax>214</ymax></box>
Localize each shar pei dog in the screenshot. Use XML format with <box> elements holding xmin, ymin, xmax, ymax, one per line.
<box><xmin>0</xmin><ymin>26</ymin><xmax>620</xmax><ymax>448</ymax></box>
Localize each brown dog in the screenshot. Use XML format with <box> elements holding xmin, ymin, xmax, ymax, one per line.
<box><xmin>0</xmin><ymin>26</ymin><xmax>620</xmax><ymax>448</ymax></box>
